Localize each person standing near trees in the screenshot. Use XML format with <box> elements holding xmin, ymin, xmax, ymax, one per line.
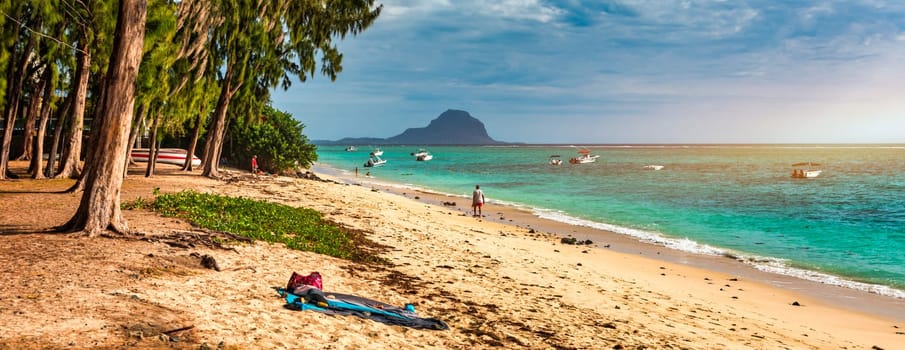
<box><xmin>472</xmin><ymin>185</ymin><xmax>485</xmax><ymax>217</ymax></box>
<box><xmin>251</xmin><ymin>155</ymin><xmax>259</xmax><ymax>174</ymax></box>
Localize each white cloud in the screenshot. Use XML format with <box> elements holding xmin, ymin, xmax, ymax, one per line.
<box><xmin>378</xmin><ymin>0</ymin><xmax>453</xmax><ymax>22</ymax></box>
<box><xmin>473</xmin><ymin>0</ymin><xmax>564</xmax><ymax>23</ymax></box>
<box><xmin>378</xmin><ymin>0</ymin><xmax>563</xmax><ymax>24</ymax></box>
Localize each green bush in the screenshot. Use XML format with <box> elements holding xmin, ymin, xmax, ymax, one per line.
<box><xmin>228</xmin><ymin>105</ymin><xmax>317</xmax><ymax>174</ymax></box>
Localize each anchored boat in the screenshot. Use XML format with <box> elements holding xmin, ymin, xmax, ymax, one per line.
<box><xmin>569</xmin><ymin>148</ymin><xmax>599</xmax><ymax>164</ymax></box>
<box><xmin>411</xmin><ymin>149</ymin><xmax>433</xmax><ymax>161</ymax></box>
<box><xmin>791</xmin><ymin>162</ymin><xmax>822</xmax><ymax>178</ymax></box>
<box><xmin>364</xmin><ymin>153</ymin><xmax>387</xmax><ymax>167</ymax></box>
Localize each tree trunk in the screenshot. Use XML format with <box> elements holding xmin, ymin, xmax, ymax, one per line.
<box><xmin>0</xmin><ymin>34</ymin><xmax>35</xmax><ymax>179</ymax></box>
<box><xmin>68</xmin><ymin>71</ymin><xmax>111</xmax><ymax>193</ymax></box>
<box><xmin>31</xmin><ymin>68</ymin><xmax>55</xmax><ymax>179</ymax></box>
<box><xmin>54</xmin><ymin>41</ymin><xmax>91</xmax><ymax>180</ymax></box>
<box><xmin>27</xmin><ymin>68</ymin><xmax>51</xmax><ymax>175</ymax></box>
<box><xmin>17</xmin><ymin>80</ymin><xmax>42</xmax><ymax>162</ymax></box>
<box><xmin>182</xmin><ymin>112</ymin><xmax>203</xmax><ymax>171</ymax></box>
<box><xmin>144</xmin><ymin>112</ymin><xmax>160</xmax><ymax>177</ymax></box>
<box><xmin>83</xmin><ymin>72</ymin><xmax>109</xmax><ymax>165</ymax></box>
<box><xmin>45</xmin><ymin>94</ymin><xmax>72</xmax><ymax>178</ymax></box>
<box><xmin>124</xmin><ymin>104</ymin><xmax>146</xmax><ymax>177</ymax></box>
<box><xmin>59</xmin><ymin>0</ymin><xmax>147</xmax><ymax>236</ymax></box>
<box><xmin>200</xmin><ymin>68</ymin><xmax>236</xmax><ymax>178</ymax></box>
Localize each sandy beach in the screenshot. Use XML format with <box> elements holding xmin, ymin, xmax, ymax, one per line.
<box><xmin>1</xmin><ymin>161</ymin><xmax>902</xmax><ymax>349</ymax></box>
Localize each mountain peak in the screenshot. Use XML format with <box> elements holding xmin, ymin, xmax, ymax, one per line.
<box><xmin>423</xmin><ymin>109</ymin><xmax>484</xmax><ymax>130</ymax></box>
<box><xmin>386</xmin><ymin>110</ymin><xmax>499</xmax><ymax>145</ymax></box>
<box><xmin>318</xmin><ymin>110</ymin><xmax>510</xmax><ymax>145</ymax></box>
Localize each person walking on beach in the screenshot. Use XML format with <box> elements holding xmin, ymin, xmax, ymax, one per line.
<box><xmin>472</xmin><ymin>185</ymin><xmax>485</xmax><ymax>217</ymax></box>
<box><xmin>251</xmin><ymin>155</ymin><xmax>259</xmax><ymax>175</ymax></box>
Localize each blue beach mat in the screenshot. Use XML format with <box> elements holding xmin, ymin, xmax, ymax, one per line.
<box><xmin>277</xmin><ymin>288</ymin><xmax>449</xmax><ymax>330</ymax></box>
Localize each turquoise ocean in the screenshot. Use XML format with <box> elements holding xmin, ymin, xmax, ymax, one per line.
<box><xmin>314</xmin><ymin>145</ymin><xmax>905</xmax><ymax>298</ymax></box>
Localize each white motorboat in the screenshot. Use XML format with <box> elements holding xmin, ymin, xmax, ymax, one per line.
<box><xmin>131</xmin><ymin>148</ymin><xmax>201</xmax><ymax>167</ymax></box>
<box><xmin>549</xmin><ymin>155</ymin><xmax>562</xmax><ymax>165</ymax></box>
<box><xmin>411</xmin><ymin>149</ymin><xmax>433</xmax><ymax>161</ymax></box>
<box><xmin>792</xmin><ymin>162</ymin><xmax>822</xmax><ymax>178</ymax></box>
<box><xmin>643</xmin><ymin>164</ymin><xmax>664</xmax><ymax>170</ymax></box>
<box><xmin>345</xmin><ymin>146</ymin><xmax>357</xmax><ymax>152</ymax></box>
<box><xmin>364</xmin><ymin>154</ymin><xmax>386</xmax><ymax>167</ymax></box>
<box><xmin>371</xmin><ymin>148</ymin><xmax>383</xmax><ymax>156</ymax></box>
<box><xmin>569</xmin><ymin>149</ymin><xmax>599</xmax><ymax>164</ymax></box>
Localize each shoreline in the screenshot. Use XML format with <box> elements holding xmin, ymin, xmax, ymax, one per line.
<box><xmin>316</xmin><ymin>164</ymin><xmax>905</xmax><ymax>322</ymax></box>
<box><xmin>4</xmin><ymin>161</ymin><xmax>903</xmax><ymax>349</ymax></box>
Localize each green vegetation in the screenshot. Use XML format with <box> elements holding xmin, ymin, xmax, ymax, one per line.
<box><xmin>126</xmin><ymin>190</ymin><xmax>385</xmax><ymax>264</ymax></box>
<box><xmin>227</xmin><ymin>105</ymin><xmax>318</xmax><ymax>174</ymax></box>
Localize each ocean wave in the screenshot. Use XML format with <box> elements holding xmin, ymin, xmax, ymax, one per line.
<box><xmin>532</xmin><ymin>208</ymin><xmax>905</xmax><ymax>299</ymax></box>
<box><xmin>533</xmin><ymin>208</ymin><xmax>727</xmax><ymax>256</ymax></box>
<box><xmin>752</xmin><ymin>260</ymin><xmax>905</xmax><ymax>299</ymax></box>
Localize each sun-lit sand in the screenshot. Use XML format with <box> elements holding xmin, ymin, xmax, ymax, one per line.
<box><xmin>1</xmin><ymin>163</ymin><xmax>902</xmax><ymax>349</ymax></box>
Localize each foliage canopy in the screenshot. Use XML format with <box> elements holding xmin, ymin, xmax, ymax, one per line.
<box><xmin>227</xmin><ymin>105</ymin><xmax>317</xmax><ymax>174</ymax></box>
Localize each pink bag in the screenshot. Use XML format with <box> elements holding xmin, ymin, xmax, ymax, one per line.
<box><xmin>287</xmin><ymin>271</ymin><xmax>323</xmax><ymax>291</ymax></box>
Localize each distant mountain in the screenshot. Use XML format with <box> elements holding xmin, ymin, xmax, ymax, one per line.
<box><xmin>315</xmin><ymin>109</ymin><xmax>510</xmax><ymax>145</ymax></box>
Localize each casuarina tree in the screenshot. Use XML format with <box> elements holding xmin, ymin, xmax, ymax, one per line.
<box><xmin>200</xmin><ymin>0</ymin><xmax>381</xmax><ymax>178</ymax></box>
<box><xmin>58</xmin><ymin>0</ymin><xmax>147</xmax><ymax>236</ymax></box>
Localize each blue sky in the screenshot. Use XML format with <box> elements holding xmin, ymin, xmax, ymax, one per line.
<box><xmin>271</xmin><ymin>0</ymin><xmax>905</xmax><ymax>144</ymax></box>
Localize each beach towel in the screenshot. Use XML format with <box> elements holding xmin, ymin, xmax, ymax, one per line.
<box><xmin>277</xmin><ymin>272</ymin><xmax>448</xmax><ymax>330</ymax></box>
<box><xmin>278</xmin><ymin>288</ymin><xmax>448</xmax><ymax>330</ymax></box>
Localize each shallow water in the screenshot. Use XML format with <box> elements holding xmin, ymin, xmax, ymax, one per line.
<box><xmin>316</xmin><ymin>144</ymin><xmax>905</xmax><ymax>297</ymax></box>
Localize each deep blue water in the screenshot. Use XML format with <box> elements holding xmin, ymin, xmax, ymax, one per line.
<box><xmin>315</xmin><ymin>145</ymin><xmax>905</xmax><ymax>297</ymax></box>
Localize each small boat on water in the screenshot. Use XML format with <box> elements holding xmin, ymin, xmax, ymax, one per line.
<box><xmin>569</xmin><ymin>149</ymin><xmax>599</xmax><ymax>164</ymax></box>
<box><xmin>411</xmin><ymin>149</ymin><xmax>433</xmax><ymax>161</ymax></box>
<box><xmin>371</xmin><ymin>148</ymin><xmax>383</xmax><ymax>156</ymax></box>
<box><xmin>643</xmin><ymin>164</ymin><xmax>664</xmax><ymax>170</ymax></box>
<box><xmin>549</xmin><ymin>155</ymin><xmax>562</xmax><ymax>165</ymax></box>
<box><xmin>364</xmin><ymin>154</ymin><xmax>386</xmax><ymax>167</ymax></box>
<box><xmin>792</xmin><ymin>162</ymin><xmax>822</xmax><ymax>178</ymax></box>
<box><xmin>131</xmin><ymin>148</ymin><xmax>201</xmax><ymax>167</ymax></box>
<box><xmin>345</xmin><ymin>146</ymin><xmax>358</xmax><ymax>152</ymax></box>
